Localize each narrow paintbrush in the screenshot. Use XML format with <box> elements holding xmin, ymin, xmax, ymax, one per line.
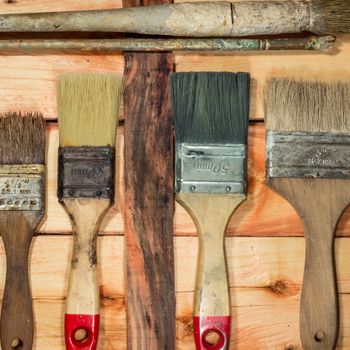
<box><xmin>0</xmin><ymin>112</ymin><xmax>46</xmax><ymax>350</ymax></box>
<box><xmin>57</xmin><ymin>74</ymin><xmax>122</xmax><ymax>350</ymax></box>
<box><xmin>0</xmin><ymin>36</ymin><xmax>335</xmax><ymax>53</ymax></box>
<box><xmin>0</xmin><ymin>0</ymin><xmax>348</xmax><ymax>36</ymax></box>
<box><xmin>265</xmin><ymin>78</ymin><xmax>350</xmax><ymax>350</ymax></box>
<box><xmin>171</xmin><ymin>72</ymin><xmax>250</xmax><ymax>350</ymax></box>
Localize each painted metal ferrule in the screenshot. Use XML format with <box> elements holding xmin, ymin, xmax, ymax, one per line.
<box><xmin>0</xmin><ymin>164</ymin><xmax>45</xmax><ymax>211</ymax></box>
<box><xmin>175</xmin><ymin>143</ymin><xmax>247</xmax><ymax>194</ymax></box>
<box><xmin>58</xmin><ymin>146</ymin><xmax>115</xmax><ymax>201</ymax></box>
<box><xmin>266</xmin><ymin>130</ymin><xmax>350</xmax><ymax>179</ymax></box>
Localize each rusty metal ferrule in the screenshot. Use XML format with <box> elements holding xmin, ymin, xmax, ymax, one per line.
<box><xmin>57</xmin><ymin>146</ymin><xmax>115</xmax><ymax>201</ymax></box>
<box><xmin>0</xmin><ymin>164</ymin><xmax>45</xmax><ymax>211</ymax></box>
<box><xmin>266</xmin><ymin>130</ymin><xmax>350</xmax><ymax>179</ymax></box>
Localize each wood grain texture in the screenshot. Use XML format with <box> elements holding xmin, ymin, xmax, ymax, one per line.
<box><xmin>0</xmin><ymin>0</ymin><xmax>122</xmax><ymax>14</ymax></box>
<box><xmin>62</xmin><ymin>198</ymin><xmax>112</xmax><ymax>316</ymax></box>
<box><xmin>122</xmin><ymin>0</ymin><xmax>175</xmax><ymax>343</ymax></box>
<box><xmin>268</xmin><ymin>179</ymin><xmax>350</xmax><ymax>350</ymax></box>
<box><xmin>176</xmin><ymin>193</ymin><xmax>245</xmax><ymax>317</ymax></box>
<box><xmin>0</xmin><ymin>55</ymin><xmax>124</xmax><ymax>120</ymax></box>
<box><xmin>0</xmin><ymin>211</ymin><xmax>44</xmax><ymax>350</ymax></box>
<box><xmin>1</xmin><ymin>236</ymin><xmax>350</xmax><ymax>349</ymax></box>
<box><xmin>0</xmin><ymin>37</ymin><xmax>350</xmax><ymax>120</ymax></box>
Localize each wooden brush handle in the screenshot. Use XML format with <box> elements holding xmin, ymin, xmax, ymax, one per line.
<box><xmin>0</xmin><ymin>2</ymin><xmax>311</xmax><ymax>36</ymax></box>
<box><xmin>268</xmin><ymin>178</ymin><xmax>350</xmax><ymax>350</ymax></box>
<box><xmin>0</xmin><ymin>211</ymin><xmax>43</xmax><ymax>350</ymax></box>
<box><xmin>176</xmin><ymin>193</ymin><xmax>245</xmax><ymax>350</ymax></box>
<box><xmin>62</xmin><ymin>198</ymin><xmax>111</xmax><ymax>350</ymax></box>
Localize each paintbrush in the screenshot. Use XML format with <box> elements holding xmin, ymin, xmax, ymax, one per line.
<box><xmin>265</xmin><ymin>78</ymin><xmax>350</xmax><ymax>349</ymax></box>
<box><xmin>0</xmin><ymin>112</ymin><xmax>46</xmax><ymax>350</ymax></box>
<box><xmin>171</xmin><ymin>72</ymin><xmax>250</xmax><ymax>350</ymax></box>
<box><xmin>0</xmin><ymin>36</ymin><xmax>335</xmax><ymax>53</ymax></box>
<box><xmin>0</xmin><ymin>0</ymin><xmax>348</xmax><ymax>36</ymax></box>
<box><xmin>57</xmin><ymin>73</ymin><xmax>122</xmax><ymax>350</ymax></box>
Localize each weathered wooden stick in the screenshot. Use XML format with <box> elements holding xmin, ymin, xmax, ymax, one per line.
<box><xmin>0</xmin><ymin>1</ymin><xmax>348</xmax><ymax>36</ymax></box>
<box><xmin>123</xmin><ymin>53</ymin><xmax>176</xmax><ymax>348</ymax></box>
<box><xmin>0</xmin><ymin>36</ymin><xmax>335</xmax><ymax>53</ymax></box>
<box><xmin>122</xmin><ymin>0</ymin><xmax>176</xmax><ymax>348</ymax></box>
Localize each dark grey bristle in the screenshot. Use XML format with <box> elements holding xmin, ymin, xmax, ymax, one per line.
<box><xmin>310</xmin><ymin>0</ymin><xmax>350</xmax><ymax>35</ymax></box>
<box><xmin>0</xmin><ymin>112</ymin><xmax>46</xmax><ymax>164</ymax></box>
<box><xmin>171</xmin><ymin>72</ymin><xmax>250</xmax><ymax>144</ymax></box>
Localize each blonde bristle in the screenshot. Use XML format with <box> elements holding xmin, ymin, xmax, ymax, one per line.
<box><xmin>264</xmin><ymin>78</ymin><xmax>350</xmax><ymax>133</ymax></box>
<box><xmin>58</xmin><ymin>73</ymin><xmax>123</xmax><ymax>147</ymax></box>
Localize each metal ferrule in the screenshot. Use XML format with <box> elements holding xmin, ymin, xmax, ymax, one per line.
<box><xmin>266</xmin><ymin>130</ymin><xmax>350</xmax><ymax>179</ymax></box>
<box><xmin>175</xmin><ymin>143</ymin><xmax>247</xmax><ymax>194</ymax></box>
<box><xmin>0</xmin><ymin>164</ymin><xmax>45</xmax><ymax>211</ymax></box>
<box><xmin>58</xmin><ymin>146</ymin><xmax>115</xmax><ymax>201</ymax></box>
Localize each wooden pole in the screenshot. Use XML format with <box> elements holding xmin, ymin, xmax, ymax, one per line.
<box><xmin>122</xmin><ymin>0</ymin><xmax>175</xmax><ymax>350</ymax></box>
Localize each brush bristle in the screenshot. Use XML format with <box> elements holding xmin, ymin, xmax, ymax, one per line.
<box><xmin>310</xmin><ymin>0</ymin><xmax>350</xmax><ymax>34</ymax></box>
<box><xmin>265</xmin><ymin>78</ymin><xmax>350</xmax><ymax>133</ymax></box>
<box><xmin>58</xmin><ymin>73</ymin><xmax>123</xmax><ymax>147</ymax></box>
<box><xmin>0</xmin><ymin>112</ymin><xmax>45</xmax><ymax>164</ymax></box>
<box><xmin>171</xmin><ymin>72</ymin><xmax>250</xmax><ymax>144</ymax></box>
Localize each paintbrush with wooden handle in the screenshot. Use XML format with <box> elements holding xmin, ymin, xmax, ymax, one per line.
<box><xmin>0</xmin><ymin>36</ymin><xmax>336</xmax><ymax>53</ymax></box>
<box><xmin>57</xmin><ymin>73</ymin><xmax>122</xmax><ymax>350</ymax></box>
<box><xmin>265</xmin><ymin>78</ymin><xmax>350</xmax><ymax>349</ymax></box>
<box><xmin>171</xmin><ymin>72</ymin><xmax>250</xmax><ymax>350</ymax></box>
<box><xmin>0</xmin><ymin>0</ymin><xmax>348</xmax><ymax>36</ymax></box>
<box><xmin>0</xmin><ymin>112</ymin><xmax>46</xmax><ymax>350</ymax></box>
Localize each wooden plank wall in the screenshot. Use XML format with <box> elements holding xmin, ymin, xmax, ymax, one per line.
<box><xmin>0</xmin><ymin>0</ymin><xmax>349</xmax><ymax>349</ymax></box>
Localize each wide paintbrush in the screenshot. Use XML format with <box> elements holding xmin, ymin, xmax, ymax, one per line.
<box><xmin>171</xmin><ymin>72</ymin><xmax>250</xmax><ymax>349</ymax></box>
<box><xmin>0</xmin><ymin>112</ymin><xmax>46</xmax><ymax>350</ymax></box>
<box><xmin>0</xmin><ymin>0</ymin><xmax>348</xmax><ymax>36</ymax></box>
<box><xmin>265</xmin><ymin>78</ymin><xmax>350</xmax><ymax>349</ymax></box>
<box><xmin>57</xmin><ymin>73</ymin><xmax>122</xmax><ymax>350</ymax></box>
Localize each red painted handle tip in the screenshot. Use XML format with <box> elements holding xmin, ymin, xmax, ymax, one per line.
<box><xmin>65</xmin><ymin>314</ymin><xmax>100</xmax><ymax>350</ymax></box>
<box><xmin>194</xmin><ymin>316</ymin><xmax>230</xmax><ymax>350</ymax></box>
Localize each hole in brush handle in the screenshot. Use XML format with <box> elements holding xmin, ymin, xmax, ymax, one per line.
<box><xmin>11</xmin><ymin>338</ymin><xmax>23</xmax><ymax>349</ymax></box>
<box><xmin>314</xmin><ymin>330</ymin><xmax>326</xmax><ymax>342</ymax></box>
<box><xmin>65</xmin><ymin>314</ymin><xmax>99</xmax><ymax>350</ymax></box>
<box><xmin>194</xmin><ymin>316</ymin><xmax>230</xmax><ymax>350</ymax></box>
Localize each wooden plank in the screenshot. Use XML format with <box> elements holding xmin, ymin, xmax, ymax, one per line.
<box><xmin>0</xmin><ymin>236</ymin><xmax>349</xmax><ymax>349</ymax></box>
<box><xmin>1</xmin><ymin>36</ymin><xmax>350</xmax><ymax>121</ymax></box>
<box><xmin>123</xmin><ymin>56</ymin><xmax>175</xmax><ymax>347</ymax></box>
<box><xmin>9</xmin><ymin>295</ymin><xmax>350</xmax><ymax>349</ymax></box>
<box><xmin>122</xmin><ymin>0</ymin><xmax>175</xmax><ymax>345</ymax></box>
<box><xmin>39</xmin><ymin>123</ymin><xmax>350</xmax><ymax>236</ymax></box>
<box><xmin>0</xmin><ymin>0</ymin><xmax>122</xmax><ymax>13</ymax></box>
<box><xmin>0</xmin><ymin>41</ymin><xmax>349</xmax><ymax>120</ymax></box>
<box><xmin>0</xmin><ymin>55</ymin><xmax>124</xmax><ymax>120</ymax></box>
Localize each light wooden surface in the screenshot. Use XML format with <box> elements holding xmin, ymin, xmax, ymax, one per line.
<box><xmin>1</xmin><ymin>236</ymin><xmax>350</xmax><ymax>349</ymax></box>
<box><xmin>0</xmin><ymin>1</ymin><xmax>350</xmax><ymax>349</ymax></box>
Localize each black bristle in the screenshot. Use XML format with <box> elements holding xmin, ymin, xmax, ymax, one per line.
<box><xmin>0</xmin><ymin>112</ymin><xmax>46</xmax><ymax>164</ymax></box>
<box><xmin>171</xmin><ymin>72</ymin><xmax>250</xmax><ymax>145</ymax></box>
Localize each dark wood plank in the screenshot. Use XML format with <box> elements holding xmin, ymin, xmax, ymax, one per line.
<box><xmin>122</xmin><ymin>0</ymin><xmax>175</xmax><ymax>345</ymax></box>
<box><xmin>123</xmin><ymin>53</ymin><xmax>175</xmax><ymax>349</ymax></box>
